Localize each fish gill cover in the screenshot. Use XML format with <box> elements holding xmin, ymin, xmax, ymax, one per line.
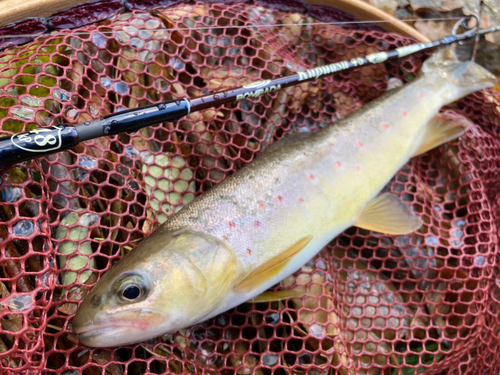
<box><xmin>0</xmin><ymin>1</ymin><xmax>499</xmax><ymax>374</ymax></box>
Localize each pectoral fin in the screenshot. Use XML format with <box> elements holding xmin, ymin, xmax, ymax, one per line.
<box><xmin>249</xmin><ymin>290</ymin><xmax>306</xmax><ymax>303</ymax></box>
<box><xmin>414</xmin><ymin>111</ymin><xmax>472</xmax><ymax>157</ymax></box>
<box><xmin>235</xmin><ymin>236</ymin><xmax>313</xmax><ymax>294</ymax></box>
<box><xmin>355</xmin><ymin>193</ymin><xmax>422</xmax><ymax>235</ymax></box>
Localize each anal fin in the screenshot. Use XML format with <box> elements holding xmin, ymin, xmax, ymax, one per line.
<box><xmin>249</xmin><ymin>290</ymin><xmax>306</xmax><ymax>303</ymax></box>
<box><xmin>414</xmin><ymin>111</ymin><xmax>473</xmax><ymax>157</ymax></box>
<box><xmin>235</xmin><ymin>235</ymin><xmax>313</xmax><ymax>294</ymax></box>
<box><xmin>355</xmin><ymin>193</ymin><xmax>422</xmax><ymax>235</ymax></box>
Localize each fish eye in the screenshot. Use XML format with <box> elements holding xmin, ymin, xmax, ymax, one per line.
<box><xmin>115</xmin><ymin>273</ymin><xmax>149</xmax><ymax>303</ymax></box>
<box><xmin>121</xmin><ymin>284</ymin><xmax>141</xmax><ymax>301</ymax></box>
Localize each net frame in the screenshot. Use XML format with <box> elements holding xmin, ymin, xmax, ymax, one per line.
<box><xmin>0</xmin><ymin>1</ymin><xmax>498</xmax><ymax>375</ymax></box>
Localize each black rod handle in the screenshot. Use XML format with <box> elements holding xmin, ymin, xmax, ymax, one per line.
<box><xmin>0</xmin><ymin>99</ymin><xmax>190</xmax><ymax>170</ymax></box>
<box><xmin>76</xmin><ymin>99</ymin><xmax>190</xmax><ymax>140</ymax></box>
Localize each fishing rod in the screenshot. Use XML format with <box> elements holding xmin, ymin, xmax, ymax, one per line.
<box><xmin>0</xmin><ymin>15</ymin><xmax>497</xmax><ymax>170</ymax></box>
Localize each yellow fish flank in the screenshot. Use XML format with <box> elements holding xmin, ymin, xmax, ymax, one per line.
<box><xmin>73</xmin><ymin>48</ymin><xmax>496</xmax><ymax>347</ymax></box>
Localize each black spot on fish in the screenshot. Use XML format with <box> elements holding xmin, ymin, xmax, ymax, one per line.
<box><xmin>90</xmin><ymin>295</ymin><xmax>101</xmax><ymax>307</ymax></box>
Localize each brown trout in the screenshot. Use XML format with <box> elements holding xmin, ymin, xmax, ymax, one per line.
<box><xmin>73</xmin><ymin>48</ymin><xmax>496</xmax><ymax>347</ymax></box>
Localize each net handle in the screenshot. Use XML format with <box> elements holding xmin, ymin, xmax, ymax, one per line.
<box><xmin>0</xmin><ymin>0</ymin><xmax>88</xmax><ymax>27</ymax></box>
<box><xmin>0</xmin><ymin>0</ymin><xmax>429</xmax><ymax>42</ymax></box>
<box><xmin>305</xmin><ymin>0</ymin><xmax>429</xmax><ymax>42</ymax></box>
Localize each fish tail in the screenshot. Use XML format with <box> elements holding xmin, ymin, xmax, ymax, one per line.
<box><xmin>420</xmin><ymin>47</ymin><xmax>496</xmax><ymax>102</ymax></box>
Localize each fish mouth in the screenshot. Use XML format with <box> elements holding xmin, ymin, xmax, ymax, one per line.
<box><xmin>73</xmin><ymin>323</ymin><xmax>112</xmax><ymax>335</ymax></box>
<box><xmin>73</xmin><ymin>320</ymin><xmax>154</xmax><ymax>334</ymax></box>
<box><xmin>77</xmin><ymin>326</ymin><xmax>116</xmax><ymax>339</ymax></box>
<box><xmin>73</xmin><ymin>309</ymin><xmax>167</xmax><ymax>347</ymax></box>
<box><xmin>75</xmin><ymin>322</ymin><xmax>159</xmax><ymax>348</ymax></box>
<box><xmin>77</xmin><ymin>325</ymin><xmax>135</xmax><ymax>348</ymax></box>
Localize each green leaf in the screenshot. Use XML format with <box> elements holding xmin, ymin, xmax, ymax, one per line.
<box><xmin>37</xmin><ymin>76</ymin><xmax>57</xmax><ymax>87</ymax></box>
<box><xmin>11</xmin><ymin>59</ymin><xmax>28</xmax><ymax>68</ymax></box>
<box><xmin>52</xmin><ymin>55</ymin><xmax>70</xmax><ymax>66</ymax></box>
<box><xmin>0</xmin><ymin>98</ymin><xmax>17</xmax><ymax>107</ymax></box>
<box><xmin>0</xmin><ymin>78</ymin><xmax>11</xmax><ymax>88</ymax></box>
<box><xmin>32</xmin><ymin>170</ymin><xmax>41</xmax><ymax>183</ymax></box>
<box><xmin>31</xmin><ymin>55</ymin><xmax>50</xmax><ymax>64</ymax></box>
<box><xmin>405</xmin><ymin>354</ymin><xmax>419</xmax><ymax>366</ymax></box>
<box><xmin>396</xmin><ymin>341</ymin><xmax>447</xmax><ymax>375</ymax></box>
<box><xmin>421</xmin><ymin>352</ymin><xmax>435</xmax><ymax>364</ymax></box>
<box><xmin>0</xmin><ymin>68</ymin><xmax>19</xmax><ymax>77</ymax></box>
<box><xmin>0</xmin><ymin>54</ymin><xmax>16</xmax><ymax>63</ymax></box>
<box><xmin>19</xmin><ymin>51</ymin><xmax>35</xmax><ymax>58</ymax></box>
<box><xmin>0</xmin><ymin>109</ymin><xmax>9</xmax><ymax>120</ymax></box>
<box><xmin>39</xmin><ymin>45</ymin><xmax>57</xmax><ymax>54</ymax></box>
<box><xmin>29</xmin><ymin>86</ymin><xmax>50</xmax><ymax>98</ymax></box>
<box><xmin>26</xmin><ymin>123</ymin><xmax>37</xmax><ymax>132</ymax></box>
<box><xmin>2</xmin><ymin>120</ymin><xmax>25</xmax><ymax>133</ymax></box>
<box><xmin>47</xmin><ymin>37</ymin><xmax>64</xmax><ymax>45</ymax></box>
<box><xmin>44</xmin><ymin>64</ymin><xmax>63</xmax><ymax>76</ymax></box>
<box><xmin>56</xmin><ymin>210</ymin><xmax>98</xmax><ymax>286</ymax></box>
<box><xmin>22</xmin><ymin>65</ymin><xmax>42</xmax><ymax>75</ymax></box>
<box><xmin>6</xmin><ymin>86</ymin><xmax>27</xmax><ymax>96</ymax></box>
<box><xmin>402</xmin><ymin>367</ymin><xmax>415</xmax><ymax>375</ymax></box>
<box><xmin>424</xmin><ymin>342</ymin><xmax>439</xmax><ymax>352</ymax></box>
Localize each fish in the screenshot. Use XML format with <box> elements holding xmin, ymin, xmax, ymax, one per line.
<box><xmin>72</xmin><ymin>47</ymin><xmax>496</xmax><ymax>347</ymax></box>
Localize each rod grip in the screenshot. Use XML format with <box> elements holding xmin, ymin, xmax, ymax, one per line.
<box><xmin>0</xmin><ymin>99</ymin><xmax>190</xmax><ymax>170</ymax></box>
<box><xmin>0</xmin><ymin>125</ymin><xmax>79</xmax><ymax>169</ymax></box>
<box><xmin>75</xmin><ymin>99</ymin><xmax>191</xmax><ymax>140</ymax></box>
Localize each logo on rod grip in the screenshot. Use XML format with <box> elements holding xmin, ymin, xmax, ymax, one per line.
<box><xmin>236</xmin><ymin>80</ymin><xmax>281</xmax><ymax>101</ymax></box>
<box><xmin>11</xmin><ymin>126</ymin><xmax>64</xmax><ymax>153</ymax></box>
<box><xmin>242</xmin><ymin>80</ymin><xmax>272</xmax><ymax>89</ymax></box>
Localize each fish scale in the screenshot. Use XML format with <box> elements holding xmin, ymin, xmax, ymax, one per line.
<box><xmin>72</xmin><ymin>47</ymin><xmax>497</xmax><ymax>347</ymax></box>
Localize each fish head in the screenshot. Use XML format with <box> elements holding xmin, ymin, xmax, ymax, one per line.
<box><xmin>73</xmin><ymin>228</ymin><xmax>235</xmax><ymax>347</ymax></box>
<box><xmin>72</xmin><ymin>266</ymin><xmax>161</xmax><ymax>347</ymax></box>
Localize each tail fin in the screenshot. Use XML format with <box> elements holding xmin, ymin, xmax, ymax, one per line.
<box><xmin>421</xmin><ymin>47</ymin><xmax>497</xmax><ymax>103</ymax></box>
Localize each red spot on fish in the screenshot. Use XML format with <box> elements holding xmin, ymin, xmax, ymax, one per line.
<box><xmin>402</xmin><ymin>111</ymin><xmax>408</xmax><ymax>117</ymax></box>
<box><xmin>277</xmin><ymin>195</ymin><xmax>284</xmax><ymax>203</ymax></box>
<box><xmin>229</xmin><ymin>222</ymin><xmax>236</xmax><ymax>230</ymax></box>
<box><xmin>383</xmin><ymin>124</ymin><xmax>390</xmax><ymax>130</ymax></box>
<box><xmin>308</xmin><ymin>174</ymin><xmax>314</xmax><ymax>181</ymax></box>
<box><xmin>357</xmin><ymin>142</ymin><xmax>363</xmax><ymax>147</ymax></box>
<box><xmin>419</xmin><ymin>93</ymin><xmax>424</xmax><ymax>98</ymax></box>
<box><xmin>254</xmin><ymin>221</ymin><xmax>261</xmax><ymax>228</ymax></box>
<box><xmin>356</xmin><ymin>166</ymin><xmax>361</xmax><ymax>172</ymax></box>
<box><xmin>335</xmin><ymin>161</ymin><xmax>342</xmax><ymax>168</ymax></box>
<box><xmin>258</xmin><ymin>202</ymin><xmax>265</xmax><ymax>208</ymax></box>
<box><xmin>298</xmin><ymin>198</ymin><xmax>304</xmax><ymax>204</ymax></box>
<box><xmin>246</xmin><ymin>248</ymin><xmax>252</xmax><ymax>256</ymax></box>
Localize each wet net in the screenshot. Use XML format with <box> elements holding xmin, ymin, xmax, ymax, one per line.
<box><xmin>0</xmin><ymin>1</ymin><xmax>499</xmax><ymax>374</ymax></box>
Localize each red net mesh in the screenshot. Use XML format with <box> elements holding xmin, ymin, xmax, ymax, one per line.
<box><xmin>0</xmin><ymin>2</ymin><xmax>499</xmax><ymax>375</ymax></box>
